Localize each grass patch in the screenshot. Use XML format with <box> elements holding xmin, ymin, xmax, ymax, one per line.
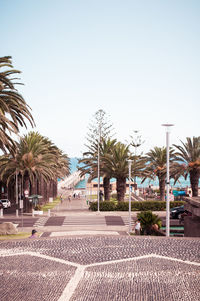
<box><xmin>0</xmin><ymin>232</ymin><xmax>43</xmax><ymax>240</ymax></box>
<box><xmin>41</xmin><ymin>197</ymin><xmax>61</xmax><ymax>212</ymax></box>
<box><xmin>0</xmin><ymin>232</ymin><xmax>31</xmax><ymax>240</ymax></box>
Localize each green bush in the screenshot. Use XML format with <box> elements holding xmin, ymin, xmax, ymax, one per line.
<box><xmin>89</xmin><ymin>200</ymin><xmax>186</xmax><ymax>211</ymax></box>
<box><xmin>137</xmin><ymin>211</ymin><xmax>162</xmax><ymax>235</ymax></box>
<box><xmin>89</xmin><ymin>201</ymin><xmax>116</xmax><ymax>211</ymax></box>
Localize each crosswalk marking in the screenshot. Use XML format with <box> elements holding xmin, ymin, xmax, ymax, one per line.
<box><xmin>63</xmin><ymin>216</ymin><xmax>106</xmax><ymax>226</ymax></box>
<box><xmin>33</xmin><ymin>217</ymin><xmax>49</xmax><ymax>227</ymax></box>
<box><xmin>121</xmin><ymin>216</ymin><xmax>135</xmax><ymax>227</ymax></box>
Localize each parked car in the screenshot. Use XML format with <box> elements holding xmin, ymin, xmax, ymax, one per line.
<box><xmin>170</xmin><ymin>205</ymin><xmax>185</xmax><ymax>219</ymax></box>
<box><xmin>0</xmin><ymin>199</ymin><xmax>11</xmax><ymax>209</ymax></box>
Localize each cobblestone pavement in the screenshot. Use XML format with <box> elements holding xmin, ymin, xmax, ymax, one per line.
<box><xmin>0</xmin><ymin>236</ymin><xmax>200</xmax><ymax>301</ymax></box>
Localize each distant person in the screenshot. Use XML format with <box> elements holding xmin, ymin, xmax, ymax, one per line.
<box><xmin>134</xmin><ymin>220</ymin><xmax>141</xmax><ymax>235</ymax></box>
<box><xmin>29</xmin><ymin>229</ymin><xmax>37</xmax><ymax>238</ymax></box>
<box><xmin>73</xmin><ymin>193</ymin><xmax>76</xmax><ymax>198</ymax></box>
<box><xmin>99</xmin><ymin>190</ymin><xmax>104</xmax><ymax>201</ymax></box>
<box><xmin>68</xmin><ymin>195</ymin><xmax>71</xmax><ymax>202</ymax></box>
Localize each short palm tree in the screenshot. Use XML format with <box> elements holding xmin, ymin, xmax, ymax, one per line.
<box><xmin>173</xmin><ymin>137</ymin><xmax>200</xmax><ymax>197</ymax></box>
<box><xmin>137</xmin><ymin>211</ymin><xmax>162</xmax><ymax>235</ymax></box>
<box><xmin>142</xmin><ymin>147</ymin><xmax>176</xmax><ymax>201</ymax></box>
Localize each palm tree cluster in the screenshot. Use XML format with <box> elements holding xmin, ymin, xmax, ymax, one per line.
<box><xmin>79</xmin><ymin>138</ymin><xmax>146</xmax><ymax>201</ymax></box>
<box><xmin>79</xmin><ymin>136</ymin><xmax>200</xmax><ymax>201</ymax></box>
<box><xmin>0</xmin><ymin>132</ymin><xmax>70</xmax><ymax>211</ymax></box>
<box><xmin>0</xmin><ymin>57</ymin><xmax>70</xmax><ymax>210</ymax></box>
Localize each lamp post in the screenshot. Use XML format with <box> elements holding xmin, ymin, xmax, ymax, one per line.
<box><xmin>128</xmin><ymin>159</ymin><xmax>133</xmax><ymax>233</ymax></box>
<box><xmin>97</xmin><ymin>135</ymin><xmax>100</xmax><ymax>212</ymax></box>
<box><xmin>162</xmin><ymin>124</ymin><xmax>174</xmax><ymax>237</ymax></box>
<box><xmin>16</xmin><ymin>170</ymin><xmax>19</xmax><ymax>217</ymax></box>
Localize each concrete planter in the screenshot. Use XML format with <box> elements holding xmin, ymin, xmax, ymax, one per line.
<box><xmin>33</xmin><ymin>210</ymin><xmax>43</xmax><ymax>216</ymax></box>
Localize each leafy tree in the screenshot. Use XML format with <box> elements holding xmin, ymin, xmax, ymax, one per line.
<box><xmin>0</xmin><ymin>56</ymin><xmax>34</xmax><ymax>153</ymax></box>
<box><xmin>173</xmin><ymin>137</ymin><xmax>200</xmax><ymax>197</ymax></box>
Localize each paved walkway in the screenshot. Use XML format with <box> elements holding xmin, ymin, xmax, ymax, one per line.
<box><xmin>0</xmin><ymin>235</ymin><xmax>199</xmax><ymax>301</ymax></box>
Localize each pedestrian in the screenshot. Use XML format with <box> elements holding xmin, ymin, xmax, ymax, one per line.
<box><xmin>68</xmin><ymin>195</ymin><xmax>71</xmax><ymax>202</ymax></box>
<box><xmin>29</xmin><ymin>229</ymin><xmax>37</xmax><ymax>238</ymax></box>
<box><xmin>99</xmin><ymin>190</ymin><xmax>103</xmax><ymax>201</ymax></box>
<box><xmin>134</xmin><ymin>219</ymin><xmax>141</xmax><ymax>235</ymax></box>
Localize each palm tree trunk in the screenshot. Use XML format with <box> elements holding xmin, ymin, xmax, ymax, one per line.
<box><xmin>190</xmin><ymin>170</ymin><xmax>200</xmax><ymax>197</ymax></box>
<box><xmin>116</xmin><ymin>177</ymin><xmax>126</xmax><ymax>201</ymax></box>
<box><xmin>159</xmin><ymin>176</ymin><xmax>165</xmax><ymax>201</ymax></box>
<box><xmin>103</xmin><ymin>177</ymin><xmax>111</xmax><ymax>200</ymax></box>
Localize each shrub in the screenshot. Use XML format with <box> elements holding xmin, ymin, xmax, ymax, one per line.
<box><xmin>34</xmin><ymin>205</ymin><xmax>42</xmax><ymax>211</ymax></box>
<box><xmin>137</xmin><ymin>211</ymin><xmax>162</xmax><ymax>235</ymax></box>
<box><xmin>89</xmin><ymin>201</ymin><xmax>116</xmax><ymax>211</ymax></box>
<box><xmin>89</xmin><ymin>200</ymin><xmax>186</xmax><ymax>211</ymax></box>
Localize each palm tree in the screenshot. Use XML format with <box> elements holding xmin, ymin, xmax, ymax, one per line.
<box><xmin>79</xmin><ymin>138</ymin><xmax>117</xmax><ymax>200</ymax></box>
<box><xmin>173</xmin><ymin>137</ymin><xmax>200</xmax><ymax>197</ymax></box>
<box><xmin>0</xmin><ymin>56</ymin><xmax>34</xmax><ymax>153</ymax></box>
<box><xmin>0</xmin><ymin>131</ymin><xmax>70</xmax><ymax>211</ymax></box>
<box><xmin>142</xmin><ymin>147</ymin><xmax>176</xmax><ymax>201</ymax></box>
<box><xmin>137</xmin><ymin>211</ymin><xmax>162</xmax><ymax>235</ymax></box>
<box><xmin>103</xmin><ymin>142</ymin><xmax>131</xmax><ymax>201</ymax></box>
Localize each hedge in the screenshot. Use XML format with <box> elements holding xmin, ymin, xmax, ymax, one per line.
<box><xmin>89</xmin><ymin>200</ymin><xmax>186</xmax><ymax>211</ymax></box>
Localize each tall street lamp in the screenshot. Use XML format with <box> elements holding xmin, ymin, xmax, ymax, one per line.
<box><xmin>128</xmin><ymin>159</ymin><xmax>133</xmax><ymax>233</ymax></box>
<box><xmin>97</xmin><ymin>126</ymin><xmax>101</xmax><ymax>213</ymax></box>
<box><xmin>162</xmin><ymin>123</ymin><xmax>174</xmax><ymax>237</ymax></box>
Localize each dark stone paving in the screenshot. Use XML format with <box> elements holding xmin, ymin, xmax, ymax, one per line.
<box><xmin>0</xmin><ymin>236</ymin><xmax>200</xmax><ymax>301</ymax></box>
<box><xmin>105</xmin><ymin>216</ymin><xmax>125</xmax><ymax>225</ymax></box>
<box><xmin>45</xmin><ymin>216</ymin><xmax>65</xmax><ymax>226</ymax></box>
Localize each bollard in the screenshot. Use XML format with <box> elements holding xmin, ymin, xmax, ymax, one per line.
<box><xmin>0</xmin><ymin>208</ymin><xmax>3</xmax><ymax>218</ymax></box>
<box><xmin>16</xmin><ymin>209</ymin><xmax>19</xmax><ymax>217</ymax></box>
<box><xmin>32</xmin><ymin>209</ymin><xmax>34</xmax><ymax>217</ymax></box>
<box><xmin>48</xmin><ymin>209</ymin><xmax>51</xmax><ymax>217</ymax></box>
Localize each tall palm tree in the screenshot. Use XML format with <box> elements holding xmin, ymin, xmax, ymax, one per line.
<box><xmin>79</xmin><ymin>138</ymin><xmax>117</xmax><ymax>200</ymax></box>
<box><xmin>103</xmin><ymin>142</ymin><xmax>131</xmax><ymax>201</ymax></box>
<box><xmin>0</xmin><ymin>131</ymin><xmax>70</xmax><ymax>211</ymax></box>
<box><xmin>0</xmin><ymin>56</ymin><xmax>34</xmax><ymax>153</ymax></box>
<box><xmin>173</xmin><ymin>137</ymin><xmax>200</xmax><ymax>197</ymax></box>
<box><xmin>142</xmin><ymin>147</ymin><xmax>176</xmax><ymax>201</ymax></box>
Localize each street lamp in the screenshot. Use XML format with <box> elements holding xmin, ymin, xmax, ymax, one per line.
<box><xmin>97</xmin><ymin>134</ymin><xmax>100</xmax><ymax>212</ymax></box>
<box><xmin>128</xmin><ymin>159</ymin><xmax>133</xmax><ymax>233</ymax></box>
<box><xmin>162</xmin><ymin>123</ymin><xmax>174</xmax><ymax>237</ymax></box>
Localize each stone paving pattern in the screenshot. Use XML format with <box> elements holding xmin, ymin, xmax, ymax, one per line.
<box><xmin>71</xmin><ymin>257</ymin><xmax>200</xmax><ymax>301</ymax></box>
<box><xmin>0</xmin><ymin>236</ymin><xmax>200</xmax><ymax>300</ymax></box>
<box><xmin>0</xmin><ymin>254</ymin><xmax>76</xmax><ymax>301</ymax></box>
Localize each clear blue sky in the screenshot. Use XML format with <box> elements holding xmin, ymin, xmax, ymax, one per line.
<box><xmin>1</xmin><ymin>0</ymin><xmax>200</xmax><ymax>157</ymax></box>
